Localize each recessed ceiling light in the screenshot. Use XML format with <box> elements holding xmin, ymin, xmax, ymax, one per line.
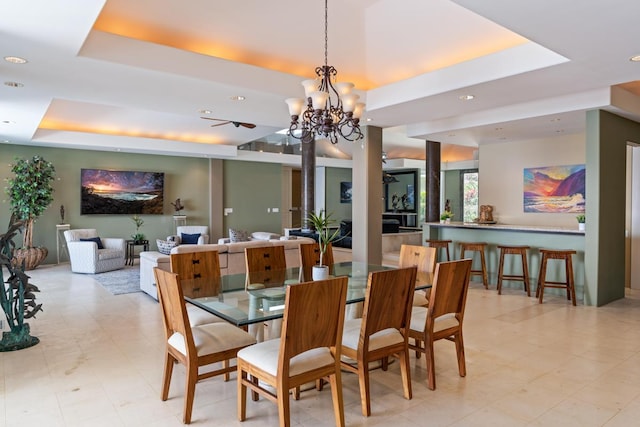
<box><xmin>448</xmin><ymin>133</ymin><xmax>456</xmax><ymax>137</ymax></box>
<box><xmin>4</xmin><ymin>81</ymin><xmax>24</xmax><ymax>87</ymax></box>
<box><xmin>458</xmin><ymin>95</ymin><xmax>474</xmax><ymax>100</ymax></box>
<box><xmin>2</xmin><ymin>120</ymin><xmax>15</xmax><ymax>124</ymax></box>
<box><xmin>495</xmin><ymin>127</ymin><xmax>503</xmax><ymax>131</ymax></box>
<box><xmin>230</xmin><ymin>96</ymin><xmax>246</xmax><ymax>101</ymax></box>
<box><xmin>366</xmin><ymin>118</ymin><xmax>372</xmax><ymax>122</ymax></box>
<box><xmin>198</xmin><ymin>109</ymin><xmax>212</xmax><ymax>115</ymax></box>
<box><xmin>630</xmin><ymin>55</ymin><xmax>640</xmax><ymax>62</ymax></box>
<box><xmin>4</xmin><ymin>56</ymin><xmax>27</xmax><ymax>64</ymax></box>
<box><xmin>556</xmin><ymin>129</ymin><xmax>565</xmax><ymax>133</ymax></box>
<box><xmin>549</xmin><ymin>118</ymin><xmax>561</xmax><ymax>122</ymax></box>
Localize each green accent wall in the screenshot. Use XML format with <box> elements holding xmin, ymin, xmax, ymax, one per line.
<box><xmin>585</xmin><ymin>110</ymin><xmax>640</xmax><ymax>305</ymax></box>
<box><xmin>325</xmin><ymin>167</ymin><xmax>352</xmax><ymax>222</ymax></box>
<box><xmin>0</xmin><ymin>144</ymin><xmax>210</xmax><ymax>264</ymax></box>
<box><xmin>222</xmin><ymin>160</ymin><xmax>283</xmax><ymax>235</ymax></box>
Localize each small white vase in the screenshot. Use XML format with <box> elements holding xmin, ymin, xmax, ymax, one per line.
<box><xmin>312</xmin><ymin>265</ymin><xmax>329</xmax><ymax>280</ymax></box>
<box><xmin>578</xmin><ymin>223</ymin><xmax>585</xmax><ymax>231</ymax></box>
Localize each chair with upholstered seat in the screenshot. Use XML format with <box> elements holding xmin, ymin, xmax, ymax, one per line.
<box><xmin>174</xmin><ymin>225</ymin><xmax>209</xmax><ymax>245</ymax></box>
<box><xmin>409</xmin><ymin>259</ymin><xmax>472</xmax><ymax>390</ymax></box>
<box><xmin>237</xmin><ymin>276</ymin><xmax>348</xmax><ymax>427</ymax></box>
<box><xmin>153</xmin><ymin>268</ymin><xmax>256</xmax><ymax>424</ymax></box>
<box><xmin>64</xmin><ymin>228</ymin><xmax>126</xmax><ymax>274</ymax></box>
<box><xmin>298</xmin><ymin>242</ymin><xmax>334</xmax><ymax>282</ymax></box>
<box><xmin>398</xmin><ymin>244</ymin><xmax>436</xmax><ymax>307</ymax></box>
<box><xmin>170</xmin><ymin>250</ymin><xmax>226</xmax><ymax>327</ymax></box>
<box><xmin>340</xmin><ymin>266</ymin><xmax>417</xmax><ymax>416</ymax></box>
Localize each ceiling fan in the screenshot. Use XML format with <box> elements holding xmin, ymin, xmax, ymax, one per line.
<box><xmin>201</xmin><ymin>117</ymin><xmax>256</xmax><ymax>129</ymax></box>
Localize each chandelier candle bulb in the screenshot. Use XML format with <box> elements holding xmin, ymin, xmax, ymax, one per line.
<box><xmin>335</xmin><ymin>82</ymin><xmax>354</xmax><ymax>95</ymax></box>
<box><xmin>342</xmin><ymin>94</ymin><xmax>359</xmax><ymax>112</ymax></box>
<box><xmin>286</xmin><ymin>98</ymin><xmax>304</xmax><ymax>116</ymax></box>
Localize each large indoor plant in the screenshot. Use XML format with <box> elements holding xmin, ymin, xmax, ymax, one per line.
<box><xmin>6</xmin><ymin>155</ymin><xmax>56</xmax><ymax>270</ymax></box>
<box><xmin>0</xmin><ymin>219</ymin><xmax>43</xmax><ymax>351</ymax></box>
<box><xmin>307</xmin><ymin>210</ymin><xmax>341</xmax><ymax>279</ymax></box>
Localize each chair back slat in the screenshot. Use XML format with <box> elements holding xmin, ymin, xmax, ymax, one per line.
<box><xmin>170</xmin><ymin>250</ymin><xmax>221</xmax><ymax>298</ymax></box>
<box><xmin>399</xmin><ymin>244</ymin><xmax>437</xmax><ymax>274</ymax></box>
<box><xmin>361</xmin><ymin>267</ymin><xmax>417</xmax><ymax>338</ymax></box>
<box><xmin>245</xmin><ymin>245</ymin><xmax>287</xmax><ymax>286</ymax></box>
<box><xmin>299</xmin><ymin>242</ymin><xmax>334</xmax><ymax>281</ymax></box>
<box><xmin>154</xmin><ymin>268</ymin><xmax>194</xmax><ymax>353</ymax></box>
<box><xmin>279</xmin><ymin>277</ymin><xmax>348</xmax><ymax>364</ymax></box>
<box><xmin>428</xmin><ymin>259</ymin><xmax>472</xmax><ymax>322</ymax></box>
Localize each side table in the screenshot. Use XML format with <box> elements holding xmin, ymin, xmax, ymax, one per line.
<box><xmin>126</xmin><ymin>239</ymin><xmax>149</xmax><ymax>266</ymax></box>
<box><xmin>56</xmin><ymin>224</ymin><xmax>70</xmax><ymax>264</ymax></box>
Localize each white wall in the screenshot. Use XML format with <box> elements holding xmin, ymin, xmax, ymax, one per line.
<box><xmin>479</xmin><ymin>132</ymin><xmax>586</xmax><ymax>227</ymax></box>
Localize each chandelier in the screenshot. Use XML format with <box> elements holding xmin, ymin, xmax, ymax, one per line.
<box><xmin>285</xmin><ymin>0</ymin><xmax>365</xmax><ymax>145</ymax></box>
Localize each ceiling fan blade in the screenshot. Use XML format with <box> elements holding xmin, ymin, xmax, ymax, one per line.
<box><xmin>200</xmin><ymin>116</ymin><xmax>226</xmax><ymax>122</ymax></box>
<box><xmin>239</xmin><ymin>122</ymin><xmax>256</xmax><ymax>129</ymax></box>
<box><xmin>209</xmin><ymin>121</ymin><xmax>231</xmax><ymax>128</ymax></box>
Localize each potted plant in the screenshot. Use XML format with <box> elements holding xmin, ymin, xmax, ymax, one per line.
<box><xmin>576</xmin><ymin>214</ymin><xmax>585</xmax><ymax>231</ymax></box>
<box><xmin>0</xmin><ymin>219</ymin><xmax>43</xmax><ymax>351</ymax></box>
<box><xmin>307</xmin><ymin>210</ymin><xmax>341</xmax><ymax>280</ymax></box>
<box><xmin>440</xmin><ymin>211</ymin><xmax>454</xmax><ymax>224</ymax></box>
<box><xmin>131</xmin><ymin>214</ymin><xmax>145</xmax><ymax>243</ymax></box>
<box><xmin>6</xmin><ymin>156</ymin><xmax>56</xmax><ymax>270</ymax></box>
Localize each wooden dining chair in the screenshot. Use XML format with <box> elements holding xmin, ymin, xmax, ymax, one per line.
<box><xmin>340</xmin><ymin>266</ymin><xmax>417</xmax><ymax>416</ymax></box>
<box><xmin>237</xmin><ymin>276</ymin><xmax>348</xmax><ymax>427</ymax></box>
<box><xmin>299</xmin><ymin>242</ymin><xmax>334</xmax><ymax>281</ymax></box>
<box><xmin>170</xmin><ymin>250</ymin><xmax>225</xmax><ymax>326</ymax></box>
<box><xmin>244</xmin><ymin>245</ymin><xmax>287</xmax><ymax>288</ymax></box>
<box><xmin>398</xmin><ymin>244</ymin><xmax>436</xmax><ymax>307</ymax></box>
<box><xmin>408</xmin><ymin>259</ymin><xmax>472</xmax><ymax>390</ymax></box>
<box><xmin>153</xmin><ymin>268</ymin><xmax>256</xmax><ymax>424</ymax></box>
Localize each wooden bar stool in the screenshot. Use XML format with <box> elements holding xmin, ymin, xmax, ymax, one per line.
<box><xmin>458</xmin><ymin>242</ymin><xmax>488</xmax><ymax>289</ymax></box>
<box><xmin>536</xmin><ymin>249</ymin><xmax>577</xmax><ymax>305</ymax></box>
<box><xmin>425</xmin><ymin>239</ymin><xmax>451</xmax><ymax>261</ymax></box>
<box><xmin>496</xmin><ymin>245</ymin><xmax>531</xmax><ymax>296</ymax></box>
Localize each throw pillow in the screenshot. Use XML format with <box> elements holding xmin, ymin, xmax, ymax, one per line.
<box><xmin>156</xmin><ymin>239</ymin><xmax>177</xmax><ymax>255</ymax></box>
<box><xmin>251</xmin><ymin>231</ymin><xmax>280</xmax><ymax>241</ymax></box>
<box><xmin>229</xmin><ymin>228</ymin><xmax>250</xmax><ymax>243</ymax></box>
<box><xmin>181</xmin><ymin>232</ymin><xmax>201</xmax><ymax>245</ymax></box>
<box><xmin>80</xmin><ymin>236</ymin><xmax>104</xmax><ymax>249</ymax></box>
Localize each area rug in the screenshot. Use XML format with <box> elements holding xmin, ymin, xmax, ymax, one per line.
<box><xmin>93</xmin><ymin>265</ymin><xmax>141</xmax><ymax>295</ymax></box>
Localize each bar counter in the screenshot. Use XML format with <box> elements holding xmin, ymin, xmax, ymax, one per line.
<box><xmin>423</xmin><ymin>221</ymin><xmax>585</xmax><ymax>298</ymax></box>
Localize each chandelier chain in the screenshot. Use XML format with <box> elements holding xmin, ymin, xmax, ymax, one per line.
<box><xmin>324</xmin><ymin>0</ymin><xmax>328</xmax><ymax>68</ymax></box>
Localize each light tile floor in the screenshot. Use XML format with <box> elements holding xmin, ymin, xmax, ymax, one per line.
<box><xmin>3</xmin><ymin>263</ymin><xmax>640</xmax><ymax>426</ymax></box>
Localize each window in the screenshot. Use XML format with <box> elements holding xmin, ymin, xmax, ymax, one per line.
<box><xmin>461</xmin><ymin>170</ymin><xmax>478</xmax><ymax>222</ymax></box>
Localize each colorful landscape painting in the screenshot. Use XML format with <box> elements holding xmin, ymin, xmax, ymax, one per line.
<box><xmin>523</xmin><ymin>164</ymin><xmax>585</xmax><ymax>213</ymax></box>
<box><xmin>81</xmin><ymin>169</ymin><xmax>164</xmax><ymax>214</ymax></box>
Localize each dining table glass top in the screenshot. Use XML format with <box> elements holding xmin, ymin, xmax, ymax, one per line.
<box><xmin>184</xmin><ymin>261</ymin><xmax>433</xmax><ymax>327</ymax></box>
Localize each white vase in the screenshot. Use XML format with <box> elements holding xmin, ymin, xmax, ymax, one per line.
<box><xmin>312</xmin><ymin>265</ymin><xmax>329</xmax><ymax>280</ymax></box>
<box><xmin>578</xmin><ymin>223</ymin><xmax>585</xmax><ymax>231</ymax></box>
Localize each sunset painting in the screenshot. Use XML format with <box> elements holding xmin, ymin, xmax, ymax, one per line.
<box><xmin>81</xmin><ymin>169</ymin><xmax>164</xmax><ymax>214</ymax></box>
<box><xmin>523</xmin><ymin>164</ymin><xmax>585</xmax><ymax>213</ymax></box>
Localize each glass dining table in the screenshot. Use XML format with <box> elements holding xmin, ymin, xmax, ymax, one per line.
<box><xmin>184</xmin><ymin>261</ymin><xmax>433</xmax><ymax>327</ymax></box>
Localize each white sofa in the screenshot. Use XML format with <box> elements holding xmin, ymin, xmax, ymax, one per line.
<box><xmin>140</xmin><ymin>237</ymin><xmax>315</xmax><ymax>300</ymax></box>
<box><xmin>64</xmin><ymin>229</ymin><xmax>126</xmax><ymax>274</ymax></box>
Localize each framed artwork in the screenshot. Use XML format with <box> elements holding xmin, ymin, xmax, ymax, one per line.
<box><xmin>340</xmin><ymin>182</ymin><xmax>352</xmax><ymax>203</ymax></box>
<box><xmin>523</xmin><ymin>164</ymin><xmax>585</xmax><ymax>213</ymax></box>
<box><xmin>81</xmin><ymin>168</ymin><xmax>164</xmax><ymax>214</ymax></box>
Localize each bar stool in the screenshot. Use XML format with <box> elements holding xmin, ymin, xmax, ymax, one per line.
<box><xmin>536</xmin><ymin>249</ymin><xmax>577</xmax><ymax>306</ymax></box>
<box><xmin>496</xmin><ymin>245</ymin><xmax>530</xmax><ymax>296</ymax></box>
<box><xmin>458</xmin><ymin>242</ymin><xmax>488</xmax><ymax>289</ymax></box>
<box><xmin>425</xmin><ymin>239</ymin><xmax>451</xmax><ymax>261</ymax></box>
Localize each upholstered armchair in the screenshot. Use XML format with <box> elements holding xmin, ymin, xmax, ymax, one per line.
<box><xmin>64</xmin><ymin>229</ymin><xmax>126</xmax><ymax>274</ymax></box>
<box><xmin>169</xmin><ymin>226</ymin><xmax>209</xmax><ymax>245</ymax></box>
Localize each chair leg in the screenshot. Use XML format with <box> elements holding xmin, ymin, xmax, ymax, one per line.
<box><xmin>292</xmin><ymin>386</ymin><xmax>300</xmax><ymax>401</ymax></box>
<box><xmin>415</xmin><ymin>339</ymin><xmax>422</xmax><ymax>359</ymax></box>
<box><xmin>399</xmin><ymin>349</ymin><xmax>412</xmax><ymax>401</ymax></box>
<box><xmin>537</xmin><ymin>257</ymin><xmax>547</xmax><ymax>304</ymax></box>
<box><xmin>357</xmin><ymin>358</ymin><xmax>372</xmax><ymax>416</ymax></box>
<box><xmin>454</xmin><ymin>332</ymin><xmax>466</xmax><ymax>378</ymax></box>
<box><xmin>480</xmin><ymin>249</ymin><xmax>488</xmax><ymax>289</ymax></box>
<box><xmin>426</xmin><ymin>338</ymin><xmax>436</xmax><ymax>391</ymax></box>
<box><xmin>224</xmin><ymin>359</ymin><xmax>230</xmax><ymax>381</ymax></box>
<box><xmin>161</xmin><ymin>352</ymin><xmax>174</xmax><ymax>401</ymax></box>
<box><xmin>238</xmin><ymin>368</ymin><xmax>247</xmax><ymax>422</ymax></box>
<box><xmin>183</xmin><ymin>363</ymin><xmax>198</xmax><ymax>424</ymax></box>
<box><xmin>329</xmin><ymin>370</ymin><xmax>345</xmax><ymax>427</ymax></box>
<box><xmin>522</xmin><ymin>252</ymin><xmax>531</xmax><ymax>296</ymax></box>
<box><xmin>381</xmin><ymin>356</ymin><xmax>389</xmax><ymax>371</ymax></box>
<box><xmin>497</xmin><ymin>250</ymin><xmax>505</xmax><ymax>294</ymax></box>
<box><xmin>568</xmin><ymin>257</ymin><xmax>576</xmax><ymax>306</ymax></box>
<box><xmin>276</xmin><ymin>380</ymin><xmax>291</xmax><ymax>427</ymax></box>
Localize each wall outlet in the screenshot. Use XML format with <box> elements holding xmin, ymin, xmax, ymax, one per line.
<box><xmin>272</xmin><ymin>207</ymin><xmax>279</xmax><ymax>213</ymax></box>
<box><xmin>224</xmin><ymin>208</ymin><xmax>233</xmax><ymax>216</ymax></box>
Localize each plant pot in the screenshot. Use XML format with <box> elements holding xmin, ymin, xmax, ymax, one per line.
<box><xmin>312</xmin><ymin>265</ymin><xmax>330</xmax><ymax>281</ymax></box>
<box><xmin>578</xmin><ymin>223</ymin><xmax>585</xmax><ymax>231</ymax></box>
<box><xmin>12</xmin><ymin>247</ymin><xmax>48</xmax><ymax>271</ymax></box>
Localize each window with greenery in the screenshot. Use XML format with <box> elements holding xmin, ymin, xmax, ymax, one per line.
<box><xmin>460</xmin><ymin>169</ymin><xmax>478</xmax><ymax>222</ymax></box>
